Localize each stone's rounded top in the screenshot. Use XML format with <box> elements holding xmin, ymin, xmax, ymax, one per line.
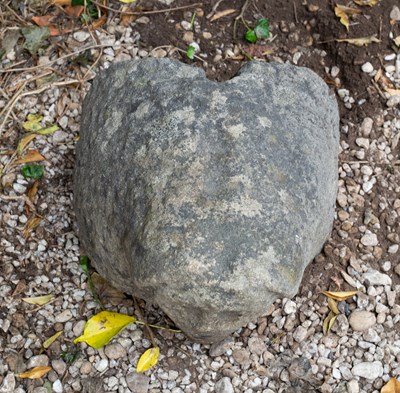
<box><xmin>75</xmin><ymin>58</ymin><xmax>339</xmax><ymax>343</ymax></box>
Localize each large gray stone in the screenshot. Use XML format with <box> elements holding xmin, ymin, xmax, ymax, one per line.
<box><xmin>74</xmin><ymin>59</ymin><xmax>339</xmax><ymax>343</ymax></box>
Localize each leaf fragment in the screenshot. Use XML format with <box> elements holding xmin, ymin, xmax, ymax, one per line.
<box><xmin>22</xmin><ymin>294</ymin><xmax>54</xmax><ymax>305</ymax></box>
<box><xmin>321</xmin><ymin>290</ymin><xmax>359</xmax><ymax>301</ymax></box>
<box><xmin>186</xmin><ymin>43</ymin><xmax>199</xmax><ymax>60</ymax></box>
<box><xmin>210</xmin><ymin>9</ymin><xmax>237</xmax><ymax>22</ymax></box>
<box><xmin>394</xmin><ymin>36</ymin><xmax>400</xmax><ymax>47</ymax></box>
<box><xmin>136</xmin><ymin>347</ymin><xmax>160</xmax><ymax>373</ymax></box>
<box><xmin>74</xmin><ymin>311</ymin><xmax>136</xmax><ymax>349</ymax></box>
<box><xmin>323</xmin><ymin>311</ymin><xmax>337</xmax><ymax>335</ymax></box>
<box><xmin>327</xmin><ymin>297</ymin><xmax>340</xmax><ymax>314</ymax></box>
<box><xmin>334</xmin><ymin>5</ymin><xmax>361</xmax><ymax>31</ymax></box>
<box><xmin>119</xmin><ymin>0</ymin><xmax>136</xmax><ymax>3</ymax></box>
<box><xmin>17</xmin><ymin>366</ymin><xmax>52</xmax><ymax>379</ymax></box>
<box><xmin>254</xmin><ymin>18</ymin><xmax>270</xmax><ymax>40</ymax></box>
<box><xmin>381</xmin><ymin>377</ymin><xmax>400</xmax><ymax>393</ymax></box>
<box><xmin>21</xmin><ymin>164</ymin><xmax>44</xmax><ymax>180</ymax></box>
<box><xmin>21</xmin><ymin>26</ymin><xmax>50</xmax><ymax>54</ymax></box>
<box><xmin>336</xmin><ymin>35</ymin><xmax>381</xmax><ymax>46</ymax></box>
<box><xmin>22</xmin><ymin>216</ymin><xmax>42</xmax><ymax>238</ymax></box>
<box><xmin>27</xmin><ymin>180</ymin><xmax>39</xmax><ymax>203</ymax></box>
<box><xmin>18</xmin><ymin>134</ymin><xmax>39</xmax><ymax>153</ymax></box>
<box><xmin>43</xmin><ymin>331</ymin><xmax>63</xmax><ymax>349</ymax></box>
<box><xmin>23</xmin><ymin>114</ymin><xmax>44</xmax><ymax>132</ymax></box>
<box><xmin>353</xmin><ymin>0</ymin><xmax>378</xmax><ymax>6</ymax></box>
<box><xmin>14</xmin><ymin>150</ymin><xmax>45</xmax><ymax>165</ymax></box>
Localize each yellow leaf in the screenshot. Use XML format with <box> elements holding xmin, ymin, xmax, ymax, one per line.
<box><xmin>13</xmin><ymin>150</ymin><xmax>45</xmax><ymax>165</ymax></box>
<box><xmin>394</xmin><ymin>36</ymin><xmax>400</xmax><ymax>47</ymax></box>
<box><xmin>119</xmin><ymin>0</ymin><xmax>136</xmax><ymax>3</ymax></box>
<box><xmin>336</xmin><ymin>35</ymin><xmax>381</xmax><ymax>46</ymax></box>
<box><xmin>321</xmin><ymin>290</ymin><xmax>359</xmax><ymax>301</ymax></box>
<box><xmin>23</xmin><ymin>114</ymin><xmax>44</xmax><ymax>132</ymax></box>
<box><xmin>327</xmin><ymin>297</ymin><xmax>340</xmax><ymax>315</ymax></box>
<box><xmin>136</xmin><ymin>347</ymin><xmax>160</xmax><ymax>373</ymax></box>
<box><xmin>17</xmin><ymin>133</ymin><xmax>39</xmax><ymax>153</ymax></box>
<box><xmin>22</xmin><ymin>294</ymin><xmax>54</xmax><ymax>305</ymax></box>
<box><xmin>36</xmin><ymin>125</ymin><xmax>58</xmax><ymax>135</ymax></box>
<box><xmin>353</xmin><ymin>0</ymin><xmax>378</xmax><ymax>6</ymax></box>
<box><xmin>17</xmin><ymin>366</ymin><xmax>52</xmax><ymax>379</ymax></box>
<box><xmin>385</xmin><ymin>88</ymin><xmax>400</xmax><ymax>96</ymax></box>
<box><xmin>43</xmin><ymin>331</ymin><xmax>63</xmax><ymax>349</ymax></box>
<box><xmin>334</xmin><ymin>5</ymin><xmax>361</xmax><ymax>31</ymax></box>
<box><xmin>381</xmin><ymin>378</ymin><xmax>400</xmax><ymax>393</ymax></box>
<box><xmin>74</xmin><ymin>311</ymin><xmax>135</xmax><ymax>349</ymax></box>
<box><xmin>323</xmin><ymin>311</ymin><xmax>337</xmax><ymax>335</ymax></box>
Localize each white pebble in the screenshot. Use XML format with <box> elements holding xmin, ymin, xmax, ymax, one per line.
<box><xmin>384</xmin><ymin>53</ymin><xmax>396</xmax><ymax>61</ymax></box>
<box><xmin>53</xmin><ymin>379</ymin><xmax>63</xmax><ymax>393</ymax></box>
<box><xmin>95</xmin><ymin>358</ymin><xmax>108</xmax><ymax>372</ymax></box>
<box><xmin>361</xmin><ymin>62</ymin><xmax>374</xmax><ymax>73</ymax></box>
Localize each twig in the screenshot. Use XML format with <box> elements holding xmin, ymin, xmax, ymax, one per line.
<box><xmin>0</xmin><ymin>194</ymin><xmax>36</xmax><ymax>212</ymax></box>
<box><xmin>133</xmin><ymin>298</ymin><xmax>157</xmax><ymax>347</ymax></box>
<box><xmin>233</xmin><ymin>0</ymin><xmax>252</xmax><ymax>42</ymax></box>
<box><xmin>90</xmin><ymin>0</ymin><xmax>202</xmax><ymax>15</ymax></box>
<box><xmin>206</xmin><ymin>0</ymin><xmax>225</xmax><ymax>19</ymax></box>
<box><xmin>0</xmin><ymin>44</ymin><xmax>110</xmax><ymax>74</ymax></box>
<box><xmin>0</xmin><ymin>79</ymin><xmax>80</xmax><ymax>137</ymax></box>
<box><xmin>293</xmin><ymin>1</ymin><xmax>299</xmax><ymax>24</ymax></box>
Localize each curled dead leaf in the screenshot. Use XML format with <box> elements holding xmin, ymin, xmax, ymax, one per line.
<box><xmin>17</xmin><ymin>366</ymin><xmax>52</xmax><ymax>379</ymax></box>
<box><xmin>336</xmin><ymin>35</ymin><xmax>381</xmax><ymax>46</ymax></box>
<box><xmin>353</xmin><ymin>0</ymin><xmax>378</xmax><ymax>6</ymax></box>
<box><xmin>321</xmin><ymin>290</ymin><xmax>358</xmax><ymax>301</ymax></box>
<box><xmin>323</xmin><ymin>311</ymin><xmax>337</xmax><ymax>335</ymax></box>
<box><xmin>43</xmin><ymin>331</ymin><xmax>63</xmax><ymax>349</ymax></box>
<box><xmin>210</xmin><ymin>9</ymin><xmax>238</xmax><ymax>22</ymax></box>
<box><xmin>334</xmin><ymin>5</ymin><xmax>361</xmax><ymax>31</ymax></box>
<box><xmin>381</xmin><ymin>378</ymin><xmax>400</xmax><ymax>393</ymax></box>
<box><xmin>13</xmin><ymin>150</ymin><xmax>45</xmax><ymax>165</ymax></box>
<box><xmin>22</xmin><ymin>216</ymin><xmax>42</xmax><ymax>238</ymax></box>
<box><xmin>22</xmin><ymin>294</ymin><xmax>54</xmax><ymax>305</ymax></box>
<box><xmin>327</xmin><ymin>297</ymin><xmax>340</xmax><ymax>315</ymax></box>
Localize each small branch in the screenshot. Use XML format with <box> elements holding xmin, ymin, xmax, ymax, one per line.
<box><xmin>0</xmin><ymin>194</ymin><xmax>36</xmax><ymax>212</ymax></box>
<box><xmin>89</xmin><ymin>0</ymin><xmax>202</xmax><ymax>15</ymax></box>
<box><xmin>133</xmin><ymin>298</ymin><xmax>157</xmax><ymax>347</ymax></box>
<box><xmin>233</xmin><ymin>0</ymin><xmax>252</xmax><ymax>42</ymax></box>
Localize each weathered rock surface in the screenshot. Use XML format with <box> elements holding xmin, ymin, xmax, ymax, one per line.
<box><xmin>74</xmin><ymin>58</ymin><xmax>339</xmax><ymax>342</ymax></box>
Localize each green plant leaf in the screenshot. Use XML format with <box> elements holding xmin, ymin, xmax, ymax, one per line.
<box><xmin>74</xmin><ymin>311</ymin><xmax>136</xmax><ymax>349</ymax></box>
<box><xmin>245</xmin><ymin>29</ymin><xmax>257</xmax><ymax>43</ymax></box>
<box><xmin>21</xmin><ymin>26</ymin><xmax>50</xmax><ymax>55</ymax></box>
<box><xmin>21</xmin><ymin>164</ymin><xmax>44</xmax><ymax>180</ymax></box>
<box><xmin>80</xmin><ymin>255</ymin><xmax>90</xmax><ymax>275</ymax></box>
<box><xmin>254</xmin><ymin>18</ymin><xmax>270</xmax><ymax>39</ymax></box>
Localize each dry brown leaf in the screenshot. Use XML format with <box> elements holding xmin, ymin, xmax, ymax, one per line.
<box><xmin>22</xmin><ymin>216</ymin><xmax>42</xmax><ymax>238</ymax></box>
<box><xmin>385</xmin><ymin>88</ymin><xmax>400</xmax><ymax>96</ymax></box>
<box><xmin>91</xmin><ymin>272</ymin><xmax>126</xmax><ymax>306</ymax></box>
<box><xmin>32</xmin><ymin>15</ymin><xmax>56</xmax><ymax>27</ymax></box>
<box><xmin>22</xmin><ymin>294</ymin><xmax>54</xmax><ymax>305</ymax></box>
<box><xmin>334</xmin><ymin>5</ymin><xmax>361</xmax><ymax>31</ymax></box>
<box><xmin>65</xmin><ymin>5</ymin><xmax>84</xmax><ymax>17</ymax></box>
<box><xmin>17</xmin><ymin>133</ymin><xmax>39</xmax><ymax>153</ymax></box>
<box><xmin>374</xmin><ymin>68</ymin><xmax>383</xmax><ymax>82</ymax></box>
<box><xmin>381</xmin><ymin>378</ymin><xmax>400</xmax><ymax>393</ymax></box>
<box><xmin>43</xmin><ymin>331</ymin><xmax>63</xmax><ymax>349</ymax></box>
<box><xmin>327</xmin><ymin>297</ymin><xmax>340</xmax><ymax>314</ymax></box>
<box><xmin>321</xmin><ymin>290</ymin><xmax>358</xmax><ymax>301</ymax></box>
<box><xmin>353</xmin><ymin>0</ymin><xmax>378</xmax><ymax>6</ymax></box>
<box><xmin>17</xmin><ymin>366</ymin><xmax>52</xmax><ymax>379</ymax></box>
<box><xmin>92</xmin><ymin>15</ymin><xmax>107</xmax><ymax>30</ymax></box>
<box><xmin>210</xmin><ymin>9</ymin><xmax>238</xmax><ymax>22</ymax></box>
<box><xmin>336</xmin><ymin>35</ymin><xmax>381</xmax><ymax>46</ymax></box>
<box><xmin>13</xmin><ymin>150</ymin><xmax>45</xmax><ymax>165</ymax></box>
<box><xmin>27</xmin><ymin>181</ymin><xmax>39</xmax><ymax>203</ymax></box>
<box><xmin>323</xmin><ymin>311</ymin><xmax>337</xmax><ymax>335</ymax></box>
<box><xmin>51</xmin><ymin>0</ymin><xmax>71</xmax><ymax>4</ymax></box>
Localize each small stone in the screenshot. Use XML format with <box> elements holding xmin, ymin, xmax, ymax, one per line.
<box><xmin>347</xmin><ymin>379</ymin><xmax>360</xmax><ymax>393</ymax></box>
<box><xmin>183</xmin><ymin>31</ymin><xmax>194</xmax><ymax>43</ymax></box>
<box><xmin>283</xmin><ymin>299</ymin><xmax>297</xmax><ymax>314</ymax></box>
<box><xmin>126</xmin><ymin>372</ymin><xmax>150</xmax><ymax>393</ymax></box>
<box><xmin>293</xmin><ymin>325</ymin><xmax>308</xmax><ymax>342</ymax></box>
<box><xmin>355</xmin><ymin>137</ymin><xmax>370</xmax><ymax>150</ymax></box>
<box><xmin>331</xmin><ymin>66</ymin><xmax>340</xmax><ymax>78</ymax></box>
<box><xmin>333</xmin><ymin>313</ymin><xmax>349</xmax><ymax>336</ymax></box>
<box><xmin>395</xmin><ymin>263</ymin><xmax>400</xmax><ymax>276</ymax></box>
<box><xmin>232</xmin><ymin>349</ymin><xmax>250</xmax><ymax>365</ymax></box>
<box><xmin>27</xmin><ymin>354</ymin><xmax>49</xmax><ymax>369</ymax></box>
<box><xmin>390</xmin><ymin>5</ymin><xmax>400</xmax><ymax>21</ymax></box>
<box><xmin>52</xmin><ymin>359</ymin><xmax>67</xmax><ymax>375</ymax></box>
<box><xmin>73</xmin><ymin>320</ymin><xmax>86</xmax><ymax>336</ymax></box>
<box><xmin>349</xmin><ymin>311</ymin><xmax>376</xmax><ymax>331</ymax></box>
<box><xmin>360</xmin><ymin>233</ymin><xmax>378</xmax><ymax>247</ymax></box>
<box><xmin>387</xmin><ymin>96</ymin><xmax>400</xmax><ymax>107</ymax></box>
<box><xmin>388</xmin><ymin>244</ymin><xmax>399</xmax><ymax>254</ymax></box>
<box><xmin>55</xmin><ymin>310</ymin><xmax>73</xmax><ymax>323</ymax></box>
<box><xmin>151</xmin><ymin>48</ymin><xmax>167</xmax><ymax>58</ymax></box>
<box><xmin>209</xmin><ymin>337</ymin><xmax>234</xmax><ymax>357</ymax></box>
<box><xmin>80</xmin><ymin>361</ymin><xmax>92</xmax><ymax>374</ymax></box>
<box><xmin>53</xmin><ymin>130</ymin><xmax>69</xmax><ymax>143</ymax></box>
<box><xmin>351</xmin><ymin>361</ymin><xmax>383</xmax><ymax>380</ymax></box>
<box><xmin>214</xmin><ymin>377</ymin><xmax>234</xmax><ymax>393</ymax></box>
<box><xmin>13</xmin><ymin>183</ymin><xmax>27</xmax><ymax>194</ymax></box>
<box><xmin>248</xmin><ymin>337</ymin><xmax>266</xmax><ymax>355</ymax></box>
<box><xmin>181</xmin><ymin>20</ymin><xmax>192</xmax><ymax>30</ymax></box>
<box><xmin>104</xmin><ymin>343</ymin><xmax>127</xmax><ymax>359</ymax></box>
<box><xmin>361</xmin><ymin>62</ymin><xmax>374</xmax><ymax>73</ymax></box>
<box><xmin>136</xmin><ymin>16</ymin><xmax>150</xmax><ymax>24</ymax></box>
<box><xmin>363</xmin><ymin>269</ymin><xmax>392</xmax><ymax>286</ymax></box>
<box><xmin>203</xmin><ymin>32</ymin><xmax>212</xmax><ymax>39</ymax></box>
<box><xmin>52</xmin><ymin>380</ymin><xmax>63</xmax><ymax>393</ymax></box>
<box><xmin>360</xmin><ymin>117</ymin><xmax>373</xmax><ymax>136</ymax></box>
<box><xmin>73</xmin><ymin>31</ymin><xmax>90</xmax><ymax>42</ymax></box>
<box><xmin>385</xmin><ymin>53</ymin><xmax>396</xmax><ymax>61</ymax></box>
<box><xmin>0</xmin><ymin>373</ymin><xmax>15</xmax><ymax>393</ymax></box>
<box><xmin>94</xmin><ymin>358</ymin><xmax>108</xmax><ymax>372</ymax></box>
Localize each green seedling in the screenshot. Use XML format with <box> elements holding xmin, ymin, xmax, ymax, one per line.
<box><xmin>21</xmin><ymin>164</ymin><xmax>44</xmax><ymax>180</ymax></box>
<box><xmin>186</xmin><ymin>42</ymin><xmax>200</xmax><ymax>60</ymax></box>
<box><xmin>245</xmin><ymin>18</ymin><xmax>270</xmax><ymax>43</ymax></box>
